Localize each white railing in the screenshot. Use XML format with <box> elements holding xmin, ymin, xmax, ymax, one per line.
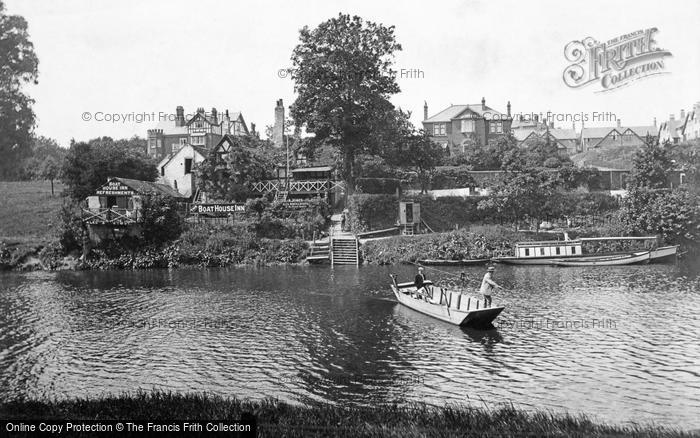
<box><xmin>252</xmin><ymin>180</ymin><xmax>346</xmax><ymax>194</ymax></box>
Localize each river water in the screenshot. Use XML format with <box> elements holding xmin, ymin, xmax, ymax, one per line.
<box><xmin>1</xmin><ymin>262</ymin><xmax>699</xmax><ymax>428</ymax></box>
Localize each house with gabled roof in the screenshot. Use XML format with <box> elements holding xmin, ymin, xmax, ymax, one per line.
<box><xmin>157</xmin><ymin>144</ymin><xmax>209</xmax><ymax>198</ymax></box>
<box><xmin>580</xmin><ymin>120</ymin><xmax>656</xmax><ymax>151</ymax></box>
<box><xmin>147</xmin><ymin>106</ymin><xmax>249</xmax><ymax>160</ymax></box>
<box><xmin>681</xmin><ymin>103</ymin><xmax>700</xmax><ymax>141</ymax></box>
<box><xmin>422</xmin><ymin>98</ymin><xmax>512</xmax><ymax>154</ymax></box>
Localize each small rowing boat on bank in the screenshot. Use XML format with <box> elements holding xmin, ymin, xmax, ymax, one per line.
<box><xmin>649</xmin><ymin>245</ymin><xmax>679</xmax><ymax>262</ymax></box>
<box><xmin>389</xmin><ymin>275</ymin><xmax>504</xmax><ymax>328</ymax></box>
<box><xmin>416</xmin><ymin>259</ymin><xmax>489</xmax><ymax>266</ymax></box>
<box><xmin>550</xmin><ymin>250</ymin><xmax>651</xmax><ymax>267</ymax></box>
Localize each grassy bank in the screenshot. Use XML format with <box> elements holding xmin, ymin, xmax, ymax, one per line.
<box><xmin>0</xmin><ymin>181</ymin><xmax>66</xmax><ymax>269</ymax></box>
<box><xmin>0</xmin><ymin>391</ymin><xmax>690</xmax><ymax>437</ymax></box>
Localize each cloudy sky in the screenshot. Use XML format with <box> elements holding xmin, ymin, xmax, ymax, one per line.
<box><xmin>7</xmin><ymin>0</ymin><xmax>700</xmax><ymax>146</ymax></box>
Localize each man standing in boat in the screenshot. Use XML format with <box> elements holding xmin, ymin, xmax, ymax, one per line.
<box><xmin>414</xmin><ymin>267</ymin><xmax>428</xmax><ymax>300</ymax></box>
<box><xmin>480</xmin><ymin>266</ymin><xmax>502</xmax><ymax>307</ymax></box>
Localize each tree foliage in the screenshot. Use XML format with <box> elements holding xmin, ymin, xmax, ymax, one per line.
<box><xmin>194</xmin><ymin>135</ymin><xmax>273</xmax><ymax>202</ymax></box>
<box><xmin>0</xmin><ymin>0</ymin><xmax>40</xmax><ymax>180</ymax></box>
<box><xmin>628</xmin><ymin>142</ymin><xmax>673</xmax><ymax>189</ymax></box>
<box><xmin>290</xmin><ymin>13</ymin><xmax>402</xmax><ymax>192</ymax></box>
<box><xmin>62</xmin><ymin>136</ymin><xmax>157</xmax><ymax>200</ymax></box>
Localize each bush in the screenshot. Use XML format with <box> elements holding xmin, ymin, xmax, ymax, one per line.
<box><xmin>355</xmin><ymin>177</ymin><xmax>401</xmax><ymax>194</ymax></box>
<box><xmin>346</xmin><ymin>194</ymin><xmax>399</xmax><ymax>233</ymax></box>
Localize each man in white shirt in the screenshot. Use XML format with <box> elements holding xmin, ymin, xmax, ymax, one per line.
<box><xmin>480</xmin><ymin>266</ymin><xmax>502</xmax><ymax>307</ymax></box>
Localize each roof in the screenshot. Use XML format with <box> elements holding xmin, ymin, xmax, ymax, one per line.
<box><xmin>549</xmin><ymin>128</ymin><xmax>577</xmax><ymax>140</ymax></box>
<box><xmin>291</xmin><ymin>166</ymin><xmax>333</xmax><ymax>173</ymax></box>
<box><xmin>153</xmin><ymin>120</ymin><xmax>188</xmax><ymax>136</ymax></box>
<box><xmin>109</xmin><ymin>177</ymin><xmax>188</xmax><ymax>198</ymax></box>
<box><xmin>157</xmin><ymin>144</ymin><xmax>209</xmax><ymax>168</ymax></box>
<box><xmin>512</xmin><ymin>128</ymin><xmax>538</xmax><ymax>142</ymax></box>
<box><xmin>626</xmin><ymin>126</ymin><xmax>657</xmax><ymax>137</ymax></box>
<box><xmin>581</xmin><ymin>127</ymin><xmax>615</xmax><ymax>139</ymax></box>
<box><xmin>424</xmin><ymin>103</ymin><xmax>508</xmax><ymax>123</ymax></box>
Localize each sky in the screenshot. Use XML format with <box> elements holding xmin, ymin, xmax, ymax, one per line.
<box><xmin>6</xmin><ymin>0</ymin><xmax>700</xmax><ymax>147</ymax></box>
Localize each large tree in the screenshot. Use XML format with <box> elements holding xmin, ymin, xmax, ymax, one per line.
<box><xmin>627</xmin><ymin>142</ymin><xmax>673</xmax><ymax>189</ymax></box>
<box><xmin>290</xmin><ymin>14</ymin><xmax>402</xmax><ymax>193</ymax></box>
<box><xmin>62</xmin><ymin>137</ymin><xmax>157</xmax><ymax>200</ymax></box>
<box><xmin>0</xmin><ymin>0</ymin><xmax>39</xmax><ymax>180</ymax></box>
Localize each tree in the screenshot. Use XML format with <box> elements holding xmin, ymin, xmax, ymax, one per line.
<box><xmin>290</xmin><ymin>14</ymin><xmax>402</xmax><ymax>194</ymax></box>
<box><xmin>38</xmin><ymin>155</ymin><xmax>61</xmax><ymax>195</ymax></box>
<box><xmin>62</xmin><ymin>137</ymin><xmax>157</xmax><ymax>200</ymax></box>
<box><xmin>391</xmin><ymin>131</ymin><xmax>444</xmax><ymax>193</ymax></box>
<box><xmin>627</xmin><ymin>142</ymin><xmax>673</xmax><ymax>189</ymax></box>
<box><xmin>0</xmin><ymin>0</ymin><xmax>40</xmax><ymax>180</ymax></box>
<box><xmin>194</xmin><ymin>136</ymin><xmax>272</xmax><ymax>202</ymax></box>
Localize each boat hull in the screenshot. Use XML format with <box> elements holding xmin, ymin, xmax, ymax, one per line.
<box><xmin>417</xmin><ymin>259</ymin><xmax>489</xmax><ymax>266</ymax></box>
<box><xmin>649</xmin><ymin>245</ymin><xmax>678</xmax><ymax>263</ymax></box>
<box><xmin>551</xmin><ymin>251</ymin><xmax>650</xmax><ymax>266</ymax></box>
<box><xmin>391</xmin><ymin>285</ymin><xmax>504</xmax><ymax>328</ymax></box>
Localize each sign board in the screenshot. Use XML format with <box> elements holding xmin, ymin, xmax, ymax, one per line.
<box><xmin>96</xmin><ymin>181</ymin><xmax>134</xmax><ymax>196</ymax></box>
<box><xmin>190</xmin><ymin>203</ymin><xmax>245</xmax><ymax>216</ymax></box>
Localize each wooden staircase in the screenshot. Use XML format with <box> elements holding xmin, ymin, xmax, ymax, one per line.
<box><xmin>331</xmin><ymin>237</ymin><xmax>359</xmax><ymax>266</ymax></box>
<box><xmin>307</xmin><ymin>240</ymin><xmax>330</xmax><ymax>264</ymax></box>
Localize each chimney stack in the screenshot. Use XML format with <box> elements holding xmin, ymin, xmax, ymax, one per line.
<box><xmin>680</xmin><ymin>109</ymin><xmax>686</xmax><ymax>121</ymax></box>
<box><xmin>481</xmin><ymin>97</ymin><xmax>486</xmax><ymax>110</ymax></box>
<box><xmin>211</xmin><ymin>107</ymin><xmax>218</xmax><ymax>125</ymax></box>
<box><xmin>175</xmin><ymin>106</ymin><xmax>185</xmax><ymax>127</ymax></box>
<box><xmin>653</xmin><ymin>117</ymin><xmax>657</xmax><ymax>127</ymax></box>
<box><xmin>617</xmin><ymin>119</ymin><xmax>621</xmax><ymax>128</ymax></box>
<box><xmin>670</xmin><ymin>113</ymin><xmax>675</xmax><ymax>121</ymax></box>
<box><xmin>273</xmin><ymin>99</ymin><xmax>285</xmax><ymax>147</ymax></box>
<box><xmin>507</xmin><ymin>101</ymin><xmax>511</xmax><ymax>118</ymax></box>
<box><xmin>251</xmin><ymin>123</ymin><xmax>256</xmax><ymax>136</ymax></box>
<box><xmin>423</xmin><ymin>101</ymin><xmax>428</xmax><ymax>121</ymax></box>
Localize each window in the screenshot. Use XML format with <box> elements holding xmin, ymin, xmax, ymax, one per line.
<box><xmin>524</xmin><ymin>248</ymin><xmax>530</xmax><ymax>256</ymax></box>
<box><xmin>680</xmin><ymin>173</ymin><xmax>686</xmax><ymax>185</ymax></box>
<box><xmin>179</xmin><ymin>138</ymin><xmax>188</xmax><ymax>146</ymax></box>
<box><xmin>460</xmin><ymin>119</ymin><xmax>475</xmax><ymax>133</ymax></box>
<box><xmin>434</xmin><ymin>124</ymin><xmax>446</xmax><ymax>136</ymax></box>
<box><xmin>540</xmin><ymin>248</ymin><xmax>545</xmax><ymax>256</ymax></box>
<box><xmin>184</xmin><ymin>158</ymin><xmax>193</xmax><ymax>175</ymax></box>
<box><xmin>556</xmin><ymin>247</ymin><xmax>561</xmax><ymax>255</ymax></box>
<box><xmin>571</xmin><ymin>246</ymin><xmax>576</xmax><ymax>254</ymax></box>
<box><xmin>496</xmin><ymin>122</ymin><xmax>503</xmax><ymax>133</ymax></box>
<box><xmin>490</xmin><ymin>122</ymin><xmax>503</xmax><ymax>134</ymax></box>
<box><xmin>190</xmin><ymin>136</ymin><xmax>205</xmax><ymax>146</ymax></box>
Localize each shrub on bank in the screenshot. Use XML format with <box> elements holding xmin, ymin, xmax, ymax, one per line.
<box><xmin>361</xmin><ymin>226</ymin><xmax>535</xmax><ymax>264</ymax></box>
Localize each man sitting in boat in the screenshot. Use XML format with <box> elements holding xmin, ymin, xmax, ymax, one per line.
<box><xmin>480</xmin><ymin>266</ymin><xmax>502</xmax><ymax>307</ymax></box>
<box><xmin>414</xmin><ymin>267</ymin><xmax>429</xmax><ymax>301</ymax></box>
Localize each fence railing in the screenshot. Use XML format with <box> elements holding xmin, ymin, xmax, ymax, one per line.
<box><xmin>82</xmin><ymin>208</ymin><xmax>139</xmax><ymax>225</ymax></box>
<box><xmin>251</xmin><ymin>180</ymin><xmax>345</xmax><ymax>194</ymax></box>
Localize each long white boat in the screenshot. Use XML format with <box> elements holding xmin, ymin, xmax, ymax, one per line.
<box><xmin>389</xmin><ymin>275</ymin><xmax>504</xmax><ymax>328</ymax></box>
<box><xmin>550</xmin><ymin>251</ymin><xmax>650</xmax><ymax>267</ymax></box>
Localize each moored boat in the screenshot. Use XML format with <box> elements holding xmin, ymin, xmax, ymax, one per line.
<box><xmin>649</xmin><ymin>245</ymin><xmax>679</xmax><ymax>263</ymax></box>
<box><xmin>550</xmin><ymin>251</ymin><xmax>650</xmax><ymax>267</ymax></box>
<box><xmin>389</xmin><ymin>275</ymin><xmax>504</xmax><ymax>328</ymax></box>
<box><xmin>417</xmin><ymin>259</ymin><xmax>489</xmax><ymax>266</ymax></box>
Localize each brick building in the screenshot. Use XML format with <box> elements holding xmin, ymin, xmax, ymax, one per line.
<box><xmin>146</xmin><ymin>106</ymin><xmax>249</xmax><ymax>160</ymax></box>
<box><xmin>422</xmin><ymin>98</ymin><xmax>512</xmax><ymax>154</ymax></box>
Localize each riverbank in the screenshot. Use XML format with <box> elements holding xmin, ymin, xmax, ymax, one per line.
<box><xmin>0</xmin><ymin>391</ymin><xmax>692</xmax><ymax>437</ymax></box>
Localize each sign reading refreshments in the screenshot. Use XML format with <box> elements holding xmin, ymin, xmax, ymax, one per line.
<box><xmin>190</xmin><ymin>203</ymin><xmax>245</xmax><ymax>216</ymax></box>
<box><xmin>96</xmin><ymin>181</ymin><xmax>134</xmax><ymax>196</ymax></box>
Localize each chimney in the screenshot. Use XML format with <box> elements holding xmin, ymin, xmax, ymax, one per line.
<box><xmin>680</xmin><ymin>109</ymin><xmax>686</xmax><ymax>120</ymax></box>
<box><xmin>617</xmin><ymin>119</ymin><xmax>621</xmax><ymax>128</ymax></box>
<box><xmin>653</xmin><ymin>117</ymin><xmax>657</xmax><ymax>127</ymax></box>
<box><xmin>481</xmin><ymin>97</ymin><xmax>486</xmax><ymax>110</ymax></box>
<box><xmin>423</xmin><ymin>101</ymin><xmax>428</xmax><ymax>121</ymax></box>
<box><xmin>273</xmin><ymin>99</ymin><xmax>285</xmax><ymax>147</ymax></box>
<box><xmin>197</xmin><ymin>107</ymin><xmax>205</xmax><ymax>115</ymax></box>
<box><xmin>211</xmin><ymin>107</ymin><xmax>218</xmax><ymax>125</ymax></box>
<box><xmin>670</xmin><ymin>113</ymin><xmax>675</xmax><ymax>121</ymax></box>
<box><xmin>175</xmin><ymin>105</ymin><xmax>185</xmax><ymax>127</ymax></box>
<box><xmin>251</xmin><ymin>123</ymin><xmax>256</xmax><ymax>136</ymax></box>
<box><xmin>507</xmin><ymin>101</ymin><xmax>511</xmax><ymax>118</ymax></box>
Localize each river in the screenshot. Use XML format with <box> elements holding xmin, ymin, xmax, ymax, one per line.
<box><xmin>1</xmin><ymin>261</ymin><xmax>699</xmax><ymax>428</ymax></box>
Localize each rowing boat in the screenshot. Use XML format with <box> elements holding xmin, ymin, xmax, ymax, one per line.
<box><xmin>389</xmin><ymin>275</ymin><xmax>504</xmax><ymax>328</ymax></box>
<box><xmin>417</xmin><ymin>259</ymin><xmax>489</xmax><ymax>266</ymax></box>
<box><xmin>550</xmin><ymin>251</ymin><xmax>650</xmax><ymax>267</ymax></box>
<box><xmin>649</xmin><ymin>245</ymin><xmax>679</xmax><ymax>263</ymax></box>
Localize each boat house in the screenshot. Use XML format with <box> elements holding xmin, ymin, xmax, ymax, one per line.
<box><xmin>514</xmin><ymin>240</ymin><xmax>583</xmax><ymax>258</ymax></box>
<box><xmin>83</xmin><ymin>177</ymin><xmax>188</xmax><ymax>241</ymax></box>
<box><xmin>251</xmin><ymin>165</ymin><xmax>344</xmax><ymax>208</ymax></box>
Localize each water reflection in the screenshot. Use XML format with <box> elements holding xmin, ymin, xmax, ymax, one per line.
<box><xmin>0</xmin><ymin>261</ymin><xmax>699</xmax><ymax>429</ymax></box>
